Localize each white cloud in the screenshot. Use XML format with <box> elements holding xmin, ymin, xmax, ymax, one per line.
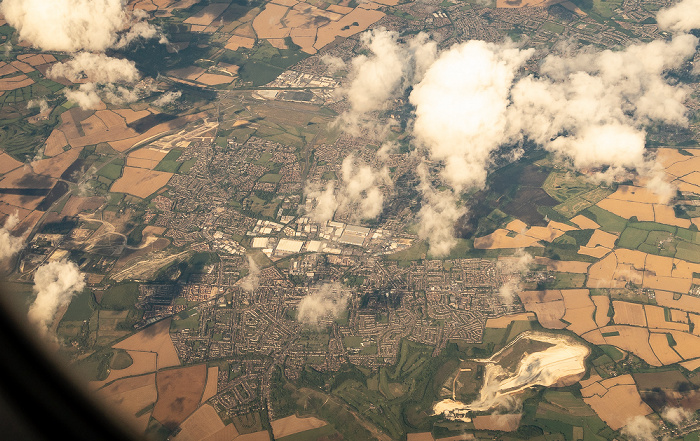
<box><xmin>63</xmin><ymin>83</ymin><xmax>103</xmax><ymax>110</ymax></box>
<box><xmin>240</xmin><ymin>255</ymin><xmax>260</xmax><ymax>292</ymax></box>
<box><xmin>297</xmin><ymin>282</ymin><xmax>350</xmax><ymax>328</ymax></box>
<box><xmin>416</xmin><ymin>164</ymin><xmax>466</xmax><ymax>257</ymax></box>
<box><xmin>113</xmin><ymin>20</ymin><xmax>161</xmax><ymax>49</ymax></box>
<box><xmin>377</xmin><ymin>141</ymin><xmax>398</xmax><ymax>161</ymax></box>
<box><xmin>152</xmin><ymin>90</ymin><xmax>182</xmax><ymax>107</ymax></box>
<box><xmin>321</xmin><ymin>54</ymin><xmax>346</xmax><ymax>75</ymax></box>
<box><xmin>338</xmin><ymin>29</ymin><xmax>436</xmax><ymax>132</ymax></box>
<box><xmin>101</xmin><ymin>83</ymin><xmax>140</xmax><ymax>105</ymax></box>
<box><xmin>349</xmin><ymin>27</ymin><xmax>696</xmax><ymax>255</ymax></box>
<box><xmin>657</xmin><ymin>0</ymin><xmax>700</xmax><ymax>33</ymax></box>
<box><xmin>48</xmin><ymin>52</ymin><xmax>140</xmax><ymax>84</ymax></box>
<box><xmin>511</xmin><ymin>34</ymin><xmax>698</xmax><ymax>174</ymax></box>
<box><xmin>410</xmin><ymin>40</ymin><xmax>533</xmax><ymax>192</ymax></box>
<box><xmin>0</xmin><ymin>213</ymin><xmax>24</xmax><ymax>260</ymax></box>
<box><xmin>345</xmin><ymin>29</ymin><xmax>407</xmax><ymax>115</ymax></box>
<box><xmin>0</xmin><ymin>0</ymin><xmax>161</xmax><ymax>52</ymax></box>
<box><xmin>305</xmin><ymin>181</ymin><xmax>338</xmax><ymax>224</ymax></box>
<box><xmin>324</xmin><ymin>4</ymin><xmax>700</xmax><ymax>256</ymax></box>
<box><xmin>27</xmin><ymin>98</ymin><xmax>49</xmax><ymax>114</ymax></box>
<box><xmin>661</xmin><ymin>406</ymin><xmax>692</xmax><ymax>426</ymax></box>
<box><xmin>62</xmin><ymin>79</ymin><xmax>151</xmax><ymax>110</ymax></box>
<box><xmin>496</xmin><ymin>250</ymin><xmax>533</xmax><ymax>304</ymax></box>
<box><xmin>305</xmin><ymin>155</ymin><xmax>392</xmax><ymax>224</ymax></box>
<box><xmin>3</xmin><ymin>0</ymin><xmax>163</xmax><ymax>112</ymax></box>
<box><xmin>621</xmin><ymin>415</ymin><xmax>657</xmax><ymax>441</ymax></box>
<box><xmin>338</xmin><ymin>154</ymin><xmax>391</xmax><ymax>220</ymax></box>
<box><xmin>48</xmin><ymin>49</ymin><xmax>144</xmax><ymax>110</ymax></box>
<box><xmin>28</xmin><ymin>259</ymin><xmax>85</xmax><ymax>337</ymax></box>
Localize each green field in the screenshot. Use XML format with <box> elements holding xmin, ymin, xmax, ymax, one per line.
<box><xmin>544</xmin><ymin>171</ymin><xmax>613</xmax><ymax>218</ymax></box>
<box><xmin>276</xmin><ymin>339</ymin><xmax>465</xmax><ymax>440</ymax></box>
<box><xmin>344</xmin><ymin>336</ymin><xmax>363</xmax><ymax>348</ymax></box>
<box><xmin>385</xmin><ymin>241</ymin><xmax>428</xmax><ymax>264</ymax></box>
<box><xmin>171</xmin><ymin>308</ymin><xmax>200</xmax><ymax>331</ymax></box>
<box><xmin>615</xmin><ymin>221</ymin><xmax>700</xmax><ymax>262</ymax></box>
<box><xmin>541</xmin><ymin>22</ymin><xmax>565</xmax><ymax>34</ymax></box>
<box><xmin>0</xmin><ymin>115</ymin><xmax>59</xmax><ymax>161</ymax></box>
<box><xmin>154</xmin><ymin>149</ymin><xmax>183</xmax><ymax>173</ymax></box>
<box><xmin>542</xmin><ymin>272</ymin><xmax>587</xmax><ymax>289</ymax></box>
<box><xmin>259</xmin><ymin>173</ymin><xmax>281</xmax><ymax>184</ymax></box>
<box><xmin>111</xmin><ymin>349</ymin><xmax>134</xmax><ymax>370</ymax></box>
<box><xmin>582</xmin><ymin>206</ymin><xmax>628</xmax><ymax>233</ymax></box>
<box><xmin>222</xmin><ymin>40</ymin><xmax>309</xmax><ymax>87</ymax></box>
<box><xmin>100</xmin><ymin>283</ymin><xmax>140</xmax><ymax>310</ymax></box>
<box><xmin>617</xmin><ymin>227</ymin><xmax>648</xmax><ymax>249</ymax></box>
<box><xmin>73</xmin><ymin>349</ymin><xmax>117</xmax><ymax>381</ymax></box>
<box><xmin>298</xmin><ymin>331</ymin><xmax>330</xmax><ymax>351</ymax></box>
<box><xmin>255</xmin><ymin>152</ymin><xmax>273</xmax><ymax>165</ymax></box>
<box><xmin>599</xmin><ymin>345</ymin><xmax>625</xmax><ymax>362</ymax></box>
<box><xmin>97</xmin><ymin>160</ymin><xmax>124</xmax><ymax>181</ymax></box>
<box><xmin>592</xmin><ymin>0</ymin><xmax>624</xmax><ymax>18</ymax></box>
<box><xmin>62</xmin><ymin>290</ymin><xmax>96</xmax><ymax>321</ymax></box>
<box><xmin>516</xmin><ymin>388</ymin><xmax>614</xmax><ymax>441</ymax></box>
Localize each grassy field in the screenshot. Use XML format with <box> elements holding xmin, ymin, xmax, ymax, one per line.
<box><xmin>523</xmin><ymin>387</ymin><xmax>615</xmax><ymax>441</ymax></box>
<box><xmin>592</xmin><ymin>0</ymin><xmax>624</xmax><ymax>18</ymax></box>
<box><xmin>222</xmin><ymin>40</ymin><xmax>309</xmax><ymax>87</ymax></box>
<box><xmin>615</xmin><ymin>220</ymin><xmax>700</xmax><ymax>262</ymax></box>
<box><xmin>73</xmin><ymin>348</ymin><xmax>117</xmax><ymax>381</ymax></box>
<box><xmin>541</xmin><ymin>272</ymin><xmax>587</xmax><ymax>289</ymax></box>
<box><xmin>282</xmin><ymin>339</ymin><xmax>462</xmax><ymax>440</ymax></box>
<box><xmin>541</xmin><ymin>22</ymin><xmax>565</xmax><ymax>34</ymax></box>
<box><xmin>62</xmin><ymin>289</ymin><xmax>96</xmax><ymax>321</ymax></box>
<box><xmin>617</xmin><ymin>227</ymin><xmax>648</xmax><ymax>249</ymax></box>
<box><xmin>111</xmin><ymin>349</ymin><xmax>134</xmax><ymax>369</ymax></box>
<box><xmin>385</xmin><ymin>241</ymin><xmax>428</xmax><ymax>264</ymax></box>
<box><xmin>599</xmin><ymin>345</ymin><xmax>625</xmax><ymax>362</ymax></box>
<box><xmin>97</xmin><ymin>160</ymin><xmax>125</xmax><ymax>181</ymax></box>
<box><xmin>344</xmin><ymin>336</ymin><xmax>363</xmax><ymax>348</ymax></box>
<box><xmin>298</xmin><ymin>331</ymin><xmax>329</xmax><ymax>351</ymax></box>
<box><xmin>259</xmin><ymin>173</ymin><xmax>281</xmax><ymax>184</ymax></box>
<box><xmin>171</xmin><ymin>308</ymin><xmax>200</xmax><ymax>331</ymax></box>
<box><xmin>100</xmin><ymin>283</ymin><xmax>140</xmax><ymax>310</ymax></box>
<box><xmin>543</xmin><ymin>170</ymin><xmax>613</xmax><ymax>218</ymax></box>
<box><xmin>582</xmin><ymin>206</ymin><xmax>628</xmax><ymax>233</ymax></box>
<box><xmin>0</xmin><ymin>115</ymin><xmax>58</xmax><ymax>162</ymax></box>
<box><xmin>155</xmin><ymin>149</ymin><xmax>183</xmax><ymax>173</ymax></box>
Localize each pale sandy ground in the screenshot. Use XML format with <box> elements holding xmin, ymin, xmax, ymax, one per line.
<box><xmin>434</xmin><ymin>332</ymin><xmax>588</xmax><ymax>417</ymax></box>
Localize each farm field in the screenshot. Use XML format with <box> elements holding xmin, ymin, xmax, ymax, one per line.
<box><xmin>271</xmin><ymin>415</ymin><xmax>328</xmax><ymax>439</ymax></box>
<box><xmin>97</xmin><ymin>350</ymin><xmax>157</xmax><ymax>386</ymax></box>
<box><xmin>152</xmin><ymin>363</ymin><xmax>207</xmax><ymax>429</ymax></box>
<box><xmin>126</xmin><ymin>147</ymin><xmax>169</xmax><ymax>170</ymax></box>
<box><xmin>96</xmin><ymin>373</ymin><xmax>158</xmax><ymax>433</ymax></box>
<box><xmin>484</xmin><ymin>312</ymin><xmax>535</xmax><ymax>328</ymax></box>
<box><xmin>518</xmin><ymin>290</ymin><xmax>567</xmax><ymax>329</ymax></box>
<box><xmin>171</xmin><ymin>404</ymin><xmax>231</xmax><ymax>441</ymax></box>
<box><xmin>201</xmin><ymin>366</ymin><xmax>219</xmax><ymax>403</ymax></box>
<box><xmin>113</xmin><ymin>318</ymin><xmax>181</xmax><ymax>369</ymax></box>
<box><xmin>612</xmin><ymin>301</ymin><xmax>646</xmax><ymax>327</ymax></box>
<box><xmin>474</xmin><ymin>220</ymin><xmax>574</xmax><ymax>249</ymax></box>
<box><xmin>110</xmin><ymin>167</ymin><xmax>174</xmax><ymax>198</ymax></box>
<box><xmin>580</xmin><ymin>374</ymin><xmax>652</xmax><ymax>430</ymax></box>
<box><xmin>472</xmin><ymin>414</ymin><xmax>521</xmax><ymax>431</ymax></box>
